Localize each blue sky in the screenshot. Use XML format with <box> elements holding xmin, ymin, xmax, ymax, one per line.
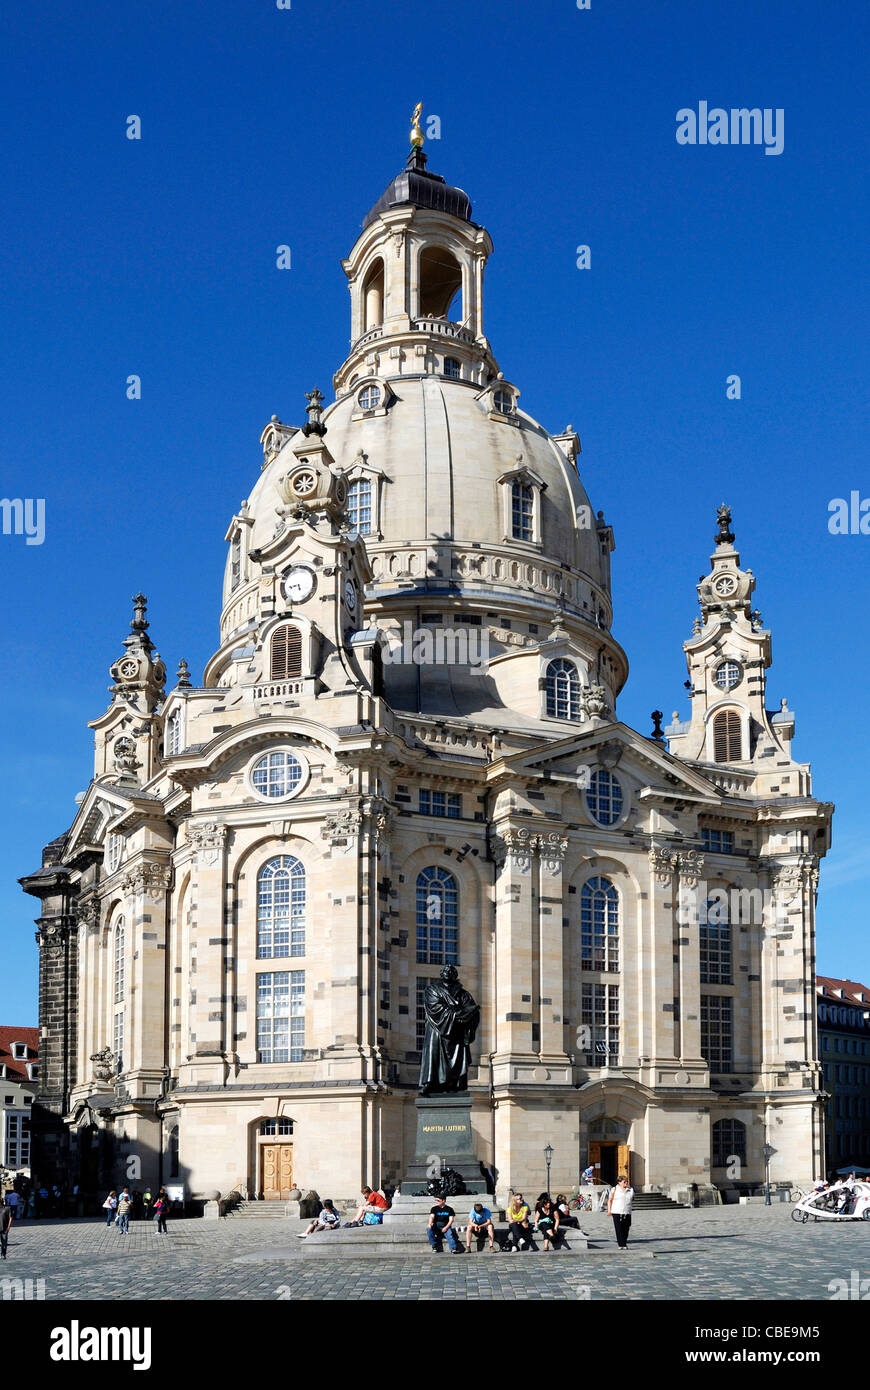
<box><xmin>0</xmin><ymin>0</ymin><xmax>867</xmax><ymax>1020</ymax></box>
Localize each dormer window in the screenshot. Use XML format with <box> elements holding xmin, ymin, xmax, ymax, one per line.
<box><xmin>358</xmin><ymin>385</ymin><xmax>381</xmax><ymax>411</ymax></box>
<box><xmin>511</xmin><ymin>482</ymin><xmax>534</xmax><ymax>541</ymax></box>
<box><xmin>347</xmin><ymin>478</ymin><xmax>373</xmax><ymax>536</ymax></box>
<box><xmin>26</xmin><ymin>1062</ymin><xmax>38</xmax><ymax>1080</ymax></box>
<box><xmin>11</xmin><ymin>1042</ymin><xmax>27</xmax><ymax>1061</ymax></box>
<box><xmin>545</xmin><ymin>659</ymin><xmax>580</xmax><ymax>720</ymax></box>
<box><xmin>493</xmin><ymin>388</ymin><xmax>514</xmax><ymax>415</ymax></box>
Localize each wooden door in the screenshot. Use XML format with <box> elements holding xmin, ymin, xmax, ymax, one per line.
<box><xmin>588</xmin><ymin>1142</ymin><xmax>602</xmax><ymax>1182</ymax></box>
<box><xmin>262</xmin><ymin>1143</ymin><xmax>293</xmax><ymax>1200</ymax></box>
<box><xmin>617</xmin><ymin>1145</ymin><xmax>631</xmax><ymax>1182</ymax></box>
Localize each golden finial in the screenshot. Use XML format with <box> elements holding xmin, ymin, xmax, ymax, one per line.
<box><xmin>410</xmin><ymin>102</ymin><xmax>424</xmax><ymax>150</ymax></box>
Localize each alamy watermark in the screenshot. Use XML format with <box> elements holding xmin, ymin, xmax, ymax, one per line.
<box><xmin>1</xmin><ymin>497</ymin><xmax>45</xmax><ymax>546</ymax></box>
<box><xmin>676</xmin><ymin>103</ymin><xmax>784</xmax><ymax>156</ymax></box>
<box><xmin>382</xmin><ymin>621</ymin><xmax>490</xmax><ymax>675</ymax></box>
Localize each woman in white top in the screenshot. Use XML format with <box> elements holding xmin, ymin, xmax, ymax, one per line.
<box><xmin>607</xmin><ymin>1175</ymin><xmax>634</xmax><ymax>1250</ymax></box>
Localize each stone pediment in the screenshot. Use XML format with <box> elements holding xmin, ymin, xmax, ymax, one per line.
<box><xmin>64</xmin><ymin>781</ymin><xmax>160</xmax><ymax>861</ymax></box>
<box><xmin>488</xmin><ymin>721</ymin><xmax>726</xmax><ymax>803</ymax></box>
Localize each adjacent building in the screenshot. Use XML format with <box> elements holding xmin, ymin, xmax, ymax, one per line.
<box><xmin>20</xmin><ymin>129</ymin><xmax>832</xmax><ymax>1205</ymax></box>
<box><xmin>817</xmin><ymin>977</ymin><xmax>870</xmax><ymax>1174</ymax></box>
<box><xmin>0</xmin><ymin>1027</ymin><xmax>38</xmax><ymax>1180</ymax></box>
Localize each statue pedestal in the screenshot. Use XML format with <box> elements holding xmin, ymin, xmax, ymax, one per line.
<box><xmin>401</xmin><ymin>1092</ymin><xmax>487</xmax><ymax>1195</ymax></box>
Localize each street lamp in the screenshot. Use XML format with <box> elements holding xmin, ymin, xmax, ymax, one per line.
<box><xmin>763</xmin><ymin>1142</ymin><xmax>775</xmax><ymax>1206</ymax></box>
<box><xmin>544</xmin><ymin>1143</ymin><xmax>553</xmax><ymax>1195</ymax></box>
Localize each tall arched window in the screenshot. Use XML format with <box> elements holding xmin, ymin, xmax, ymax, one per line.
<box><xmin>270</xmin><ymin>624</ymin><xmax>302</xmax><ymax>681</ymax></box>
<box><xmin>362</xmin><ymin>258</ymin><xmax>384</xmax><ymax>330</ymax></box>
<box><xmin>712</xmin><ymin>1117</ymin><xmax>746</xmax><ymax>1168</ymax></box>
<box><xmin>416</xmin><ymin>867</ymin><xmax>458</xmax><ymax>964</ymax></box>
<box><xmin>230</xmin><ymin>531</ymin><xmax>242</xmax><ymax>592</ymax></box>
<box><xmin>347</xmin><ymin>478</ymin><xmax>373</xmax><ymax>535</ymax></box>
<box><xmin>168</xmin><ymin>1125</ymin><xmax>179</xmax><ymax>1179</ymax></box>
<box><xmin>113</xmin><ymin>918</ymin><xmax>125</xmax><ymax>1072</ymax></box>
<box><xmin>713</xmin><ymin>710</ymin><xmax>742</xmax><ymax>762</ymax></box>
<box><xmin>511</xmin><ymin>482</ymin><xmax>534</xmax><ymax>541</ymax></box>
<box><xmin>580</xmin><ymin>877</ymin><xmax>619</xmax><ymax>971</ymax></box>
<box><xmin>545</xmin><ymin>659</ymin><xmax>580</xmax><ymax>720</ymax></box>
<box><xmin>257</xmin><ymin>856</ymin><xmax>306</xmax><ymax>958</ymax></box>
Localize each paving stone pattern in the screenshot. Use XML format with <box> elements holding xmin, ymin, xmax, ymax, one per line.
<box><xmin>1</xmin><ymin>1205</ymin><xmax>868</xmax><ymax>1301</ymax></box>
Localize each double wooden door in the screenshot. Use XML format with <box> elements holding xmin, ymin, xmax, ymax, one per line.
<box><xmin>261</xmin><ymin>1143</ymin><xmax>294</xmax><ymax>1200</ymax></box>
<box><xmin>589</xmin><ymin>1142</ymin><xmax>630</xmax><ymax>1185</ymax></box>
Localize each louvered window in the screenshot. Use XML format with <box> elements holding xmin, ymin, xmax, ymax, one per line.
<box><xmin>270</xmin><ymin>625</ymin><xmax>302</xmax><ymax>680</ymax></box>
<box><xmin>713</xmin><ymin>710</ymin><xmax>741</xmax><ymax>762</ymax></box>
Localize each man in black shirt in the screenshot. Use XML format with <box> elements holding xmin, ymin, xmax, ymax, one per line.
<box><xmin>0</xmin><ymin>1199</ymin><xmax>13</xmax><ymax>1260</ymax></box>
<box><xmin>427</xmin><ymin>1197</ymin><xmax>461</xmax><ymax>1252</ymax></box>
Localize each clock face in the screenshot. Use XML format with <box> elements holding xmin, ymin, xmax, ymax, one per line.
<box><xmin>282</xmin><ymin>566</ymin><xmax>316</xmax><ymax>603</ymax></box>
<box><xmin>713</xmin><ymin>574</ymin><xmax>737</xmax><ymax>597</ymax></box>
<box><xmin>344</xmin><ymin>579</ymin><xmax>357</xmax><ymax>613</ymax></box>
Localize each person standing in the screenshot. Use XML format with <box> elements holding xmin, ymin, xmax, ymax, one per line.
<box><xmin>0</xmin><ymin>1199</ymin><xmax>13</xmax><ymax>1260</ymax></box>
<box><xmin>116</xmin><ymin>1189</ymin><xmax>132</xmax><ymax>1234</ymax></box>
<box><xmin>4</xmin><ymin>1189</ymin><xmax>19</xmax><ymax>1222</ymax></box>
<box><xmin>153</xmin><ymin>1189</ymin><xmax>169</xmax><ymax>1235</ymax></box>
<box><xmin>102</xmin><ymin>1190</ymin><xmax>118</xmax><ymax>1226</ymax></box>
<box><xmin>427</xmin><ymin>1197</ymin><xmax>460</xmax><ymax>1252</ymax></box>
<box><xmin>142</xmin><ymin>1188</ymin><xmax>153</xmax><ymax>1221</ymax></box>
<box><xmin>608</xmin><ymin>1175</ymin><xmax>634</xmax><ymax>1250</ymax></box>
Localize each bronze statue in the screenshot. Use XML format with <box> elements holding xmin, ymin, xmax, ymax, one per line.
<box><xmin>419</xmin><ymin>965</ymin><xmax>480</xmax><ymax>1094</ymax></box>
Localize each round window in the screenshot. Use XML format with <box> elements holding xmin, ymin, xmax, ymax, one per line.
<box><xmin>250</xmin><ymin>750</ymin><xmax>306</xmax><ymax>801</ymax></box>
<box><xmin>358</xmin><ymin>385</ymin><xmax>381</xmax><ymax>411</ymax></box>
<box><xmin>713</xmin><ymin>660</ymin><xmax>741</xmax><ymax>691</ymax></box>
<box><xmin>586</xmin><ymin>769</ymin><xmax>624</xmax><ymax>826</ymax></box>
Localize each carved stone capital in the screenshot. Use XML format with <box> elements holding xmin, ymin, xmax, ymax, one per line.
<box><xmin>189</xmin><ymin>821</ymin><xmax>228</xmax><ymax>867</ymax></box>
<box><xmin>492</xmin><ymin>826</ymin><xmax>534</xmax><ymax>874</ymax></box>
<box><xmin>677</xmin><ymin>850</ymin><xmax>705</xmax><ymax>888</ymax></box>
<box><xmin>649</xmin><ymin>846</ymin><xmax>676</xmax><ymax>883</ymax></box>
<box><xmin>320</xmin><ymin>808</ymin><xmax>363</xmax><ymax>844</ymax></box>
<box><xmin>120</xmin><ymin>863</ymin><xmax>172</xmax><ymax>901</ymax></box>
<box><xmin>536</xmin><ymin>833</ymin><xmax>568</xmax><ymax>874</ymax></box>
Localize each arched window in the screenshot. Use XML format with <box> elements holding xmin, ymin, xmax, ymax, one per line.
<box><xmin>419</xmin><ymin>245</ymin><xmax>462</xmax><ymax>319</ymax></box>
<box><xmin>712</xmin><ymin>1118</ymin><xmax>746</xmax><ymax>1168</ymax></box>
<box><xmin>260</xmin><ymin>1117</ymin><xmax>294</xmax><ymax>1136</ymax></box>
<box><xmin>358</xmin><ymin>384</ymin><xmax>381</xmax><ymax>411</ymax></box>
<box><xmin>444</xmin><ymin>357</ymin><xmax>462</xmax><ymax>380</ymax></box>
<box><xmin>713</xmin><ymin>710</ymin><xmax>742</xmax><ymax>762</ymax></box>
<box><xmin>347</xmin><ymin>478</ymin><xmax>373</xmax><ymax>535</ymax></box>
<box><xmin>362</xmin><ymin>258</ymin><xmax>384</xmax><ymax>330</ymax></box>
<box><xmin>113</xmin><ymin>917</ymin><xmax>125</xmax><ymax>1073</ymax></box>
<box><xmin>270</xmin><ymin>624</ymin><xmax>302</xmax><ymax>681</ymax></box>
<box><xmin>580</xmin><ymin>877</ymin><xmax>619</xmax><ymax>971</ymax></box>
<box><xmin>586</xmin><ymin>770</ymin><xmax>624</xmax><ymax>826</ymax></box>
<box><xmin>113</xmin><ymin>919</ymin><xmax>125</xmax><ymax>1003</ymax></box>
<box><xmin>700</xmin><ymin>898</ymin><xmax>732</xmax><ymax>984</ymax></box>
<box><xmin>165</xmin><ymin>708</ymin><xmax>182</xmax><ymax>757</ymax></box>
<box><xmin>230</xmin><ymin>531</ymin><xmax>242</xmax><ymax>592</ymax></box>
<box><xmin>416</xmin><ymin>867</ymin><xmax>458</xmax><ymax>965</ymax></box>
<box><xmin>545</xmin><ymin>659</ymin><xmax>580</xmax><ymax>720</ymax></box>
<box><xmin>493</xmin><ymin>387</ymin><xmax>514</xmax><ymax>415</ymax></box>
<box><xmin>257</xmin><ymin>856</ymin><xmax>306</xmax><ymax>958</ymax></box>
<box><xmin>511</xmin><ymin>482</ymin><xmax>534</xmax><ymax>541</ymax></box>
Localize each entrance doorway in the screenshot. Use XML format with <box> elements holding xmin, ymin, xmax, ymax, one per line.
<box><xmin>589</xmin><ymin>1142</ymin><xmax>630</xmax><ymax>1185</ymax></box>
<box><xmin>256</xmin><ymin>1117</ymin><xmax>295</xmax><ymax>1200</ymax></box>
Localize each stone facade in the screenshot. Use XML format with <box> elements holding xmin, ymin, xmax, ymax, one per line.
<box><xmin>20</xmin><ymin>138</ymin><xmax>832</xmax><ymax>1205</ymax></box>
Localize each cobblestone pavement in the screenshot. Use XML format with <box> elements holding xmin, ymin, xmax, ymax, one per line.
<box><xmin>1</xmin><ymin>1204</ymin><xmax>868</xmax><ymax>1300</ymax></box>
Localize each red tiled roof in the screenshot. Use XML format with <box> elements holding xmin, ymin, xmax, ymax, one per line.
<box><xmin>816</xmin><ymin>976</ymin><xmax>870</xmax><ymax>1006</ymax></box>
<box><xmin>0</xmin><ymin>1026</ymin><xmax>39</xmax><ymax>1081</ymax></box>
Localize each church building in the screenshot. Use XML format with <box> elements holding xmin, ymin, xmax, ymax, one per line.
<box><xmin>21</xmin><ymin>119</ymin><xmax>832</xmax><ymax>1205</ymax></box>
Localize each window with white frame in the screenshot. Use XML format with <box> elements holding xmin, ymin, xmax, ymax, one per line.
<box><xmin>230</xmin><ymin>530</ymin><xmax>242</xmax><ymax>592</ymax></box>
<box><xmin>113</xmin><ymin>919</ymin><xmax>125</xmax><ymax>1003</ymax></box>
<box><xmin>256</xmin><ymin>971</ymin><xmax>305</xmax><ymax>1062</ymax></box>
<box><xmin>444</xmin><ymin>357</ymin><xmax>462</xmax><ymax>380</ymax></box>
<box><xmin>347</xmin><ymin>477</ymin><xmax>373</xmax><ymax>535</ymax></box>
<box><xmin>358</xmin><ymin>385</ymin><xmax>381</xmax><ymax>411</ymax></box>
<box><xmin>545</xmin><ymin>658</ymin><xmax>580</xmax><ymax>720</ymax></box>
<box><xmin>257</xmin><ymin>856</ymin><xmax>306</xmax><ymax>958</ymax></box>
<box><xmin>105</xmin><ymin>833</ymin><xmax>123</xmax><ymax>875</ymax></box>
<box><xmin>250</xmin><ymin>750</ymin><xmax>305</xmax><ymax>800</ymax></box>
<box><xmin>165</xmin><ymin>707</ymin><xmax>182</xmax><ymax>757</ymax></box>
<box><xmin>416</xmin><ymin>867</ymin><xmax>459</xmax><ymax>965</ymax></box>
<box><xmin>260</xmin><ymin>1117</ymin><xmax>294</xmax><ymax>1136</ymax></box>
<box><xmin>511</xmin><ymin>482</ymin><xmax>534</xmax><ymax>541</ymax></box>
<box><xmin>580</xmin><ymin>877</ymin><xmax>619</xmax><ymax>971</ymax></box>
<box><xmin>580</xmin><ymin>982</ymin><xmax>619</xmax><ymax>1064</ymax></box>
<box><xmin>586</xmin><ymin>770</ymin><xmax>624</xmax><ymax>826</ymax></box>
<box><xmin>113</xmin><ymin>917</ymin><xmax>125</xmax><ymax>1072</ymax></box>
<box><xmin>418</xmin><ymin>789</ymin><xmax>461</xmax><ymax>818</ymax></box>
<box><xmin>4</xmin><ymin>1112</ymin><xmax>30</xmax><ymax>1168</ymax></box>
<box><xmin>493</xmin><ymin>387</ymin><xmax>514</xmax><ymax>415</ymax></box>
